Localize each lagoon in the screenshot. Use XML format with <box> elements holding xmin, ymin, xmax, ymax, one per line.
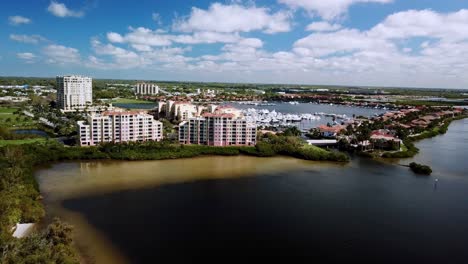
<box><xmin>35</xmin><ymin>119</ymin><xmax>468</xmax><ymax>263</ymax></box>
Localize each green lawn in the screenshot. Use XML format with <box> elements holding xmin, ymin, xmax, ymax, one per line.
<box><xmin>0</xmin><ymin>107</ymin><xmax>17</xmax><ymax>114</ymax></box>
<box><xmin>0</xmin><ymin>138</ymin><xmax>46</xmax><ymax>146</ymax></box>
<box><xmin>112</xmin><ymin>98</ymin><xmax>154</xmax><ymax>104</ymax></box>
<box><xmin>0</xmin><ymin>107</ymin><xmax>37</xmax><ymax>128</ymax></box>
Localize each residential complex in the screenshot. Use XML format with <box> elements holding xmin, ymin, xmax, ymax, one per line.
<box><xmin>157</xmin><ymin>100</ymin><xmax>212</xmax><ymax>121</ymax></box>
<box><xmin>78</xmin><ymin>110</ymin><xmax>163</xmax><ymax>146</ymax></box>
<box><xmin>135</xmin><ymin>82</ymin><xmax>159</xmax><ymax>95</ymax></box>
<box><xmin>56</xmin><ymin>75</ymin><xmax>92</xmax><ymax>111</ymax></box>
<box><xmin>179</xmin><ymin>106</ymin><xmax>257</xmax><ymax>146</ymax></box>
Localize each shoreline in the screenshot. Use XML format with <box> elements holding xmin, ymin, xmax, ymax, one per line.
<box><xmin>379</xmin><ymin>115</ymin><xmax>468</xmax><ymax>159</ymax></box>
<box><xmin>1</xmin><ymin>114</ymin><xmax>465</xmax><ymax>263</ymax></box>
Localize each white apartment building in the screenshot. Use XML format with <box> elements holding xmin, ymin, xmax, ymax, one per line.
<box><xmin>56</xmin><ymin>75</ymin><xmax>92</xmax><ymax>111</ymax></box>
<box><xmin>78</xmin><ymin>110</ymin><xmax>163</xmax><ymax>146</ymax></box>
<box><xmin>135</xmin><ymin>83</ymin><xmax>159</xmax><ymax>95</ymax></box>
<box><xmin>179</xmin><ymin>107</ymin><xmax>257</xmax><ymax>146</ymax></box>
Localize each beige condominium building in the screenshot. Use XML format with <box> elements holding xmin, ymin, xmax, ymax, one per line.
<box><xmin>78</xmin><ymin>110</ymin><xmax>163</xmax><ymax>146</ymax></box>
<box><xmin>179</xmin><ymin>106</ymin><xmax>257</xmax><ymax>146</ymax></box>
<box><xmin>56</xmin><ymin>75</ymin><xmax>92</xmax><ymax>111</ymax></box>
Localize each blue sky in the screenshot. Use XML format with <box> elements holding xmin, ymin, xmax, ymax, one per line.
<box><xmin>2</xmin><ymin>0</ymin><xmax>468</xmax><ymax>88</ymax></box>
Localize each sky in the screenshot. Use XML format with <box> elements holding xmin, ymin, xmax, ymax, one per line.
<box><xmin>2</xmin><ymin>0</ymin><xmax>468</xmax><ymax>89</ymax></box>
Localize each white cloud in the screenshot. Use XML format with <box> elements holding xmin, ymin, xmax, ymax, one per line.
<box><xmin>109</xmin><ymin>27</ymin><xmax>172</xmax><ymax>47</ymax></box>
<box><xmin>368</xmin><ymin>9</ymin><xmax>468</xmax><ymax>41</ymax></box>
<box><xmin>107</xmin><ymin>27</ymin><xmax>243</xmax><ymax>48</ymax></box>
<box><xmin>306</xmin><ymin>22</ymin><xmax>342</xmax><ymax>32</ymax></box>
<box><xmin>171</xmin><ymin>31</ymin><xmax>241</xmax><ymax>44</ymax></box>
<box><xmin>279</xmin><ymin>0</ymin><xmax>393</xmax><ymax>20</ymax></box>
<box><xmin>47</xmin><ymin>1</ymin><xmax>84</xmax><ymax>18</ymax></box>
<box><xmin>89</xmin><ymin>40</ymin><xmax>147</xmax><ymax>69</ymax></box>
<box><xmin>131</xmin><ymin>44</ymin><xmax>153</xmax><ymax>52</ymax></box>
<box><xmin>17</xmin><ymin>52</ymin><xmax>37</xmax><ymax>63</ymax></box>
<box><xmin>8</xmin><ymin>16</ymin><xmax>31</xmax><ymax>25</ymax></box>
<box><xmin>87</xmin><ymin>39</ymin><xmax>194</xmax><ymax>70</ymax></box>
<box><xmin>294</xmin><ymin>29</ymin><xmax>393</xmax><ymax>57</ymax></box>
<box><xmin>42</xmin><ymin>44</ymin><xmax>81</xmax><ymax>64</ymax></box>
<box><xmin>10</xmin><ymin>34</ymin><xmax>46</xmax><ymax>44</ymax></box>
<box><xmin>152</xmin><ymin>12</ymin><xmax>162</xmax><ymax>25</ymax></box>
<box><xmin>173</xmin><ymin>3</ymin><xmax>291</xmax><ymax>34</ymax></box>
<box><xmin>107</xmin><ymin>32</ymin><xmax>124</xmax><ymax>43</ymax></box>
<box><xmin>66</xmin><ymin>8</ymin><xmax>468</xmax><ymax>88</ymax></box>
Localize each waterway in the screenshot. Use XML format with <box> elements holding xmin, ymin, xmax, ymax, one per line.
<box><xmin>35</xmin><ymin>119</ymin><xmax>468</xmax><ymax>263</ymax></box>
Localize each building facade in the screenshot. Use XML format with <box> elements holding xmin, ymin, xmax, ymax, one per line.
<box><xmin>179</xmin><ymin>112</ymin><xmax>257</xmax><ymax>146</ymax></box>
<box><xmin>135</xmin><ymin>83</ymin><xmax>159</xmax><ymax>95</ymax></box>
<box><xmin>56</xmin><ymin>75</ymin><xmax>92</xmax><ymax>111</ymax></box>
<box><xmin>78</xmin><ymin>110</ymin><xmax>163</xmax><ymax>146</ymax></box>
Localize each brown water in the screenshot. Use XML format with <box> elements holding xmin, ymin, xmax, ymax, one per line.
<box><xmin>34</xmin><ymin>119</ymin><xmax>468</xmax><ymax>264</ymax></box>
<box><xmin>36</xmin><ymin>156</ymin><xmax>341</xmax><ymax>263</ymax></box>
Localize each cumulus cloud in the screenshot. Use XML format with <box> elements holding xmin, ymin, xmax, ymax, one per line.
<box><xmin>107</xmin><ymin>32</ymin><xmax>124</xmax><ymax>43</ymax></box>
<box><xmin>47</xmin><ymin>1</ymin><xmax>84</xmax><ymax>18</ymax></box>
<box><xmin>79</xmin><ymin>8</ymin><xmax>468</xmax><ymax>88</ymax></box>
<box><xmin>107</xmin><ymin>27</ymin><xmax>243</xmax><ymax>47</ymax></box>
<box><xmin>10</xmin><ymin>34</ymin><xmax>47</xmax><ymax>44</ymax></box>
<box><xmin>8</xmin><ymin>16</ymin><xmax>31</xmax><ymax>25</ymax></box>
<box><xmin>306</xmin><ymin>22</ymin><xmax>342</xmax><ymax>32</ymax></box>
<box><xmin>279</xmin><ymin>0</ymin><xmax>393</xmax><ymax>20</ymax></box>
<box><xmin>171</xmin><ymin>31</ymin><xmax>241</xmax><ymax>44</ymax></box>
<box><xmin>17</xmin><ymin>52</ymin><xmax>37</xmax><ymax>63</ymax></box>
<box><xmin>87</xmin><ymin>39</ymin><xmax>193</xmax><ymax>70</ymax></box>
<box><xmin>368</xmin><ymin>9</ymin><xmax>468</xmax><ymax>41</ymax></box>
<box><xmin>107</xmin><ymin>27</ymin><xmax>171</xmax><ymax>46</ymax></box>
<box><xmin>42</xmin><ymin>44</ymin><xmax>81</xmax><ymax>64</ymax></box>
<box><xmin>173</xmin><ymin>3</ymin><xmax>291</xmax><ymax>34</ymax></box>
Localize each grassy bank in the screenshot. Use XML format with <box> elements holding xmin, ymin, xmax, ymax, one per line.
<box><xmin>0</xmin><ymin>138</ymin><xmax>47</xmax><ymax>146</ymax></box>
<box><xmin>0</xmin><ymin>143</ymin><xmax>80</xmax><ymax>263</ymax></box>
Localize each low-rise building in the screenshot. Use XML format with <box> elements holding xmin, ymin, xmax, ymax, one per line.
<box><xmin>317</xmin><ymin>125</ymin><xmax>345</xmax><ymax>138</ymax></box>
<box><xmin>78</xmin><ymin>110</ymin><xmax>163</xmax><ymax>146</ymax></box>
<box><xmin>370</xmin><ymin>129</ymin><xmax>401</xmax><ymax>150</ymax></box>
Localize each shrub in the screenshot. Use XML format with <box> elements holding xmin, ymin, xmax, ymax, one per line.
<box><xmin>409</xmin><ymin>162</ymin><xmax>432</xmax><ymax>175</ymax></box>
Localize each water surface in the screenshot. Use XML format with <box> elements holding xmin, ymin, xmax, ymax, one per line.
<box><xmin>36</xmin><ymin>119</ymin><xmax>468</xmax><ymax>264</ymax></box>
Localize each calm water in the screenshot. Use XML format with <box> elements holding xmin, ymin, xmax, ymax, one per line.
<box><xmin>13</xmin><ymin>129</ymin><xmax>48</xmax><ymax>137</ymax></box>
<box><xmin>232</xmin><ymin>101</ymin><xmax>387</xmax><ymax>117</ymax></box>
<box><xmin>233</xmin><ymin>102</ymin><xmax>387</xmax><ymax>129</ymax></box>
<box><xmin>35</xmin><ymin>119</ymin><xmax>468</xmax><ymax>264</ymax></box>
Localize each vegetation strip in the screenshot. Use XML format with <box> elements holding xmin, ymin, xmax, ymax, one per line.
<box><xmin>382</xmin><ymin>115</ymin><xmax>467</xmax><ymax>158</ymax></box>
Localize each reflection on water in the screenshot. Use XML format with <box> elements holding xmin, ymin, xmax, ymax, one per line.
<box><xmin>35</xmin><ymin>119</ymin><xmax>468</xmax><ymax>264</ymax></box>
<box><xmin>36</xmin><ymin>156</ymin><xmax>337</xmax><ymax>201</ymax></box>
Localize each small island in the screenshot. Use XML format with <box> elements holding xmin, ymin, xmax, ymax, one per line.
<box><xmin>409</xmin><ymin>162</ymin><xmax>433</xmax><ymax>175</ymax></box>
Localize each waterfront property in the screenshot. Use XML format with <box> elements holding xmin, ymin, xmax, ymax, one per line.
<box><xmin>78</xmin><ymin>110</ymin><xmax>163</xmax><ymax>146</ymax></box>
<box><xmin>156</xmin><ymin>100</ymin><xmax>216</xmax><ymax>121</ymax></box>
<box><xmin>179</xmin><ymin>106</ymin><xmax>256</xmax><ymax>146</ymax></box>
<box><xmin>370</xmin><ymin>129</ymin><xmax>402</xmax><ymax>150</ymax></box>
<box><xmin>56</xmin><ymin>75</ymin><xmax>93</xmax><ymax>111</ymax></box>
<box><xmin>317</xmin><ymin>125</ymin><xmax>346</xmax><ymax>138</ymax></box>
